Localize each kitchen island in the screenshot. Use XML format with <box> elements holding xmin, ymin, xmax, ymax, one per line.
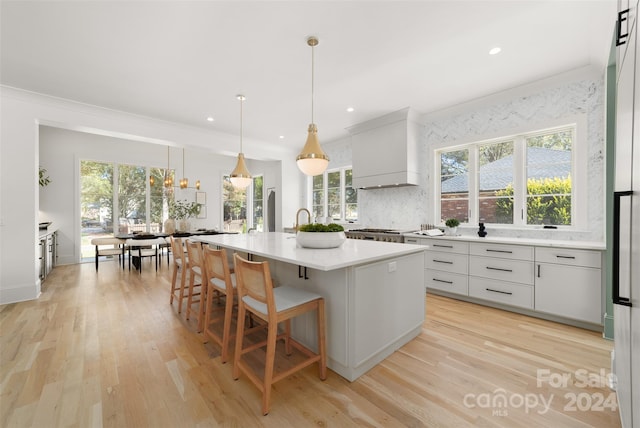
<box><xmin>195</xmin><ymin>232</ymin><xmax>426</xmax><ymax>381</ymax></box>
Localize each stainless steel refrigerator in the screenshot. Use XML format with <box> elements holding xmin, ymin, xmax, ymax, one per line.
<box><xmin>613</xmin><ymin>3</ymin><xmax>640</xmax><ymax>427</ymax></box>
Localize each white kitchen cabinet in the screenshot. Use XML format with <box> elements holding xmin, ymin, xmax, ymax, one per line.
<box><xmin>406</xmin><ymin>237</ymin><xmax>469</xmax><ymax>295</ymax></box>
<box><xmin>469</xmin><ymin>242</ymin><xmax>534</xmax><ymax>261</ymax></box>
<box><xmin>39</xmin><ymin>230</ymin><xmax>57</xmax><ymax>282</ymax></box>
<box><xmin>468</xmin><ymin>277</ymin><xmax>534</xmax><ymax>310</ymax></box>
<box><xmin>535</xmin><ymin>248</ymin><xmax>602</xmax><ymax>324</ymax></box>
<box><xmin>469</xmin><ymin>242</ymin><xmax>534</xmax><ymax>309</ymax></box>
<box><xmin>424</xmin><ymin>250</ymin><xmax>469</xmax><ymax>295</ymax></box>
<box><xmin>616</xmin><ymin>0</ymin><xmax>637</xmax><ymax>81</ymax></box>
<box><xmin>405</xmin><ymin>235</ymin><xmax>603</xmax><ymax>327</ymax></box>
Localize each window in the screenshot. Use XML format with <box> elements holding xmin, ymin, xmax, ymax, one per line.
<box><xmin>437</xmin><ymin>125</ymin><xmax>575</xmax><ymax>227</ymax></box>
<box><xmin>252</xmin><ymin>175</ymin><xmax>264</xmax><ymax>231</ymax></box>
<box><xmin>118</xmin><ymin>164</ymin><xmax>147</xmax><ymax>233</ymax></box>
<box><xmin>80</xmin><ymin>161</ymin><xmax>114</xmax><ymax>258</ymax></box>
<box><xmin>222</xmin><ymin>174</ymin><xmax>263</xmax><ymax>232</ymax></box>
<box><xmin>223</xmin><ymin>176</ymin><xmax>247</xmax><ymax>232</ymax></box>
<box><xmin>439</xmin><ymin>149</ymin><xmax>469</xmax><ymax>223</ymax></box>
<box><xmin>80</xmin><ymin>160</ymin><xmax>173</xmax><ymax>259</ymax></box>
<box><xmin>309</xmin><ymin>167</ymin><xmax>358</xmax><ymax>222</ymax></box>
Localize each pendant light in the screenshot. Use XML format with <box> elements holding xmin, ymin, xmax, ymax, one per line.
<box><xmin>164</xmin><ymin>146</ymin><xmax>173</xmax><ymax>188</ymax></box>
<box><xmin>179</xmin><ymin>148</ymin><xmax>189</xmax><ymax>189</ymax></box>
<box><xmin>229</xmin><ymin>94</ymin><xmax>252</xmax><ymax>189</ymax></box>
<box><xmin>296</xmin><ymin>36</ymin><xmax>329</xmax><ymax>176</ymax></box>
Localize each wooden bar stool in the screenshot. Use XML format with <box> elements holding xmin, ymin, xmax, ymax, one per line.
<box><xmin>232</xmin><ymin>254</ymin><xmax>327</xmax><ymax>415</ymax></box>
<box><xmin>169</xmin><ymin>237</ymin><xmax>188</xmax><ymax>313</ymax></box>
<box><xmin>185</xmin><ymin>240</ymin><xmax>205</xmax><ymax>331</ymax></box>
<box><xmin>202</xmin><ymin>246</ymin><xmax>236</xmax><ymax>363</ymax></box>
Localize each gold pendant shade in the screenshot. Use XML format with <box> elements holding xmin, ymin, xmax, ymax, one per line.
<box><xmin>296</xmin><ymin>36</ymin><xmax>329</xmax><ymax>176</ymax></box>
<box><xmin>230</xmin><ymin>94</ymin><xmax>252</xmax><ymax>189</ymax></box>
<box><xmin>296</xmin><ymin>124</ymin><xmax>329</xmax><ymax>176</ymax></box>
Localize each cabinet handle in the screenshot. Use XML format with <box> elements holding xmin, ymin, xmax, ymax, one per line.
<box><xmin>613</xmin><ymin>190</ymin><xmax>633</xmax><ymax>307</ymax></box>
<box><xmin>486</xmin><ymin>249</ymin><xmax>512</xmax><ymax>254</ymax></box>
<box><xmin>433</xmin><ymin>278</ymin><xmax>453</xmax><ymax>285</ymax></box>
<box><xmin>556</xmin><ymin>255</ymin><xmax>576</xmax><ymax>259</ymax></box>
<box><xmin>486</xmin><ymin>266</ymin><xmax>513</xmax><ymax>273</ymax></box>
<box><xmin>537</xmin><ymin>264</ymin><xmax>541</xmax><ymax>278</ymax></box>
<box><xmin>486</xmin><ymin>288</ymin><xmax>513</xmax><ymax>296</ymax></box>
<box><xmin>434</xmin><ymin>244</ymin><xmax>453</xmax><ymax>249</ymax></box>
<box><xmin>433</xmin><ymin>259</ymin><xmax>453</xmax><ymax>264</ymax></box>
<box><xmin>616</xmin><ymin>9</ymin><xmax>630</xmax><ymax>46</ymax></box>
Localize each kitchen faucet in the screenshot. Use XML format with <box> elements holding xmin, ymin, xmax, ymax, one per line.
<box><xmin>295</xmin><ymin>208</ymin><xmax>311</xmax><ymax>231</ymax></box>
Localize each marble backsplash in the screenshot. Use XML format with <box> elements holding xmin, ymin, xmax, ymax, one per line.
<box><xmin>323</xmin><ymin>68</ymin><xmax>606</xmax><ymax>243</ymax></box>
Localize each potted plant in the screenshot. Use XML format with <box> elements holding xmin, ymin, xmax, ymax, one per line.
<box><xmin>39</xmin><ymin>166</ymin><xmax>51</xmax><ymax>187</ymax></box>
<box><xmin>445</xmin><ymin>218</ymin><xmax>460</xmax><ymax>236</ymax></box>
<box><xmin>169</xmin><ymin>199</ymin><xmax>201</xmax><ymax>232</ymax></box>
<box><xmin>296</xmin><ymin>223</ymin><xmax>346</xmax><ymax>249</ymax></box>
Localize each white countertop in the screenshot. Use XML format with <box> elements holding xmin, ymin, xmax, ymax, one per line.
<box><xmin>404</xmin><ymin>232</ymin><xmax>606</xmax><ymax>251</ymax></box>
<box><xmin>194</xmin><ymin>232</ymin><xmax>425</xmax><ymax>271</ymax></box>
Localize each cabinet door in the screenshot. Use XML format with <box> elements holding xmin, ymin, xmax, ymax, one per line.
<box><xmin>617</xmin><ymin>0</ymin><xmax>636</xmax><ymax>79</ymax></box>
<box><xmin>535</xmin><ymin>263</ymin><xmax>602</xmax><ymax>324</ymax></box>
<box><xmin>616</xmin><ymin>6</ymin><xmax>636</xmax><ymax>192</ymax></box>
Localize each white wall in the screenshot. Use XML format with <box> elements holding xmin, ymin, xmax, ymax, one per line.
<box><xmin>0</xmin><ymin>86</ymin><xmax>298</xmax><ymax>304</ymax></box>
<box><xmin>322</xmin><ymin>66</ymin><xmax>607</xmax><ymax>242</ymax></box>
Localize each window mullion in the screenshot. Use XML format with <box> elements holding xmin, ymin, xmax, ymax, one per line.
<box><xmin>113</xmin><ymin>163</ymin><xmax>119</xmax><ymax>235</ymax></box>
<box><xmin>468</xmin><ymin>147</ymin><xmax>478</xmax><ymax>225</ymax></box>
<box><xmin>513</xmin><ymin>136</ymin><xmax>525</xmax><ymax>226</ymax></box>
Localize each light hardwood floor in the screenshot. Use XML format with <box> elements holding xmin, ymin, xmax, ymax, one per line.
<box><xmin>1</xmin><ymin>259</ymin><xmax>620</xmax><ymax>427</ymax></box>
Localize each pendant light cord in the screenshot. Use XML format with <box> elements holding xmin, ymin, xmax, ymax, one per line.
<box><xmin>311</xmin><ymin>41</ymin><xmax>315</xmax><ymax>124</ymax></box>
<box><xmin>240</xmin><ymin>96</ymin><xmax>243</xmax><ymax>153</ymax></box>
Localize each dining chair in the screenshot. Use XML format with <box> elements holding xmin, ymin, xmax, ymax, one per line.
<box><xmin>169</xmin><ymin>237</ymin><xmax>188</xmax><ymax>313</ymax></box>
<box><xmin>91</xmin><ymin>237</ymin><xmax>126</xmax><ymax>271</ymax></box>
<box><xmin>232</xmin><ymin>254</ymin><xmax>327</xmax><ymax>415</ymax></box>
<box><xmin>125</xmin><ymin>237</ymin><xmax>165</xmax><ymax>273</ymax></box>
<box><xmin>202</xmin><ymin>246</ymin><xmax>237</xmax><ymax>363</ymax></box>
<box><xmin>185</xmin><ymin>240</ymin><xmax>205</xmax><ymax>331</ymax></box>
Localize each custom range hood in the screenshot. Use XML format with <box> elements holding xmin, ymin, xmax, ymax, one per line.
<box><xmin>347</xmin><ymin>107</ymin><xmax>420</xmax><ymax>189</ymax></box>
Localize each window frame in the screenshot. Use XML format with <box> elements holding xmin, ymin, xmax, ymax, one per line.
<box><xmin>221</xmin><ymin>173</ymin><xmax>263</xmax><ymax>232</ymax></box>
<box><xmin>434</xmin><ymin>116</ymin><xmax>587</xmax><ymax>229</ymax></box>
<box><xmin>307</xmin><ymin>166</ymin><xmax>357</xmax><ymax>223</ymax></box>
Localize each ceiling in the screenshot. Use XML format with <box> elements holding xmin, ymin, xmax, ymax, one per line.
<box><xmin>1</xmin><ymin>1</ymin><xmax>616</xmax><ymax>159</ymax></box>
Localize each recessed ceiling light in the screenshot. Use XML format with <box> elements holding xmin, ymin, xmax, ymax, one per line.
<box><xmin>346</xmin><ymin>107</ymin><xmax>355</xmax><ymax>113</ymax></box>
<box><xmin>279</xmin><ymin>135</ymin><xmax>285</xmax><ymax>139</ymax></box>
<box><xmin>489</xmin><ymin>47</ymin><xmax>502</xmax><ymax>55</ymax></box>
<box><xmin>206</xmin><ymin>116</ymin><xmax>215</xmax><ymax>122</ymax></box>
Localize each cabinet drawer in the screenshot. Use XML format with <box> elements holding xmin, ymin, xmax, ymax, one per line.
<box><xmin>535</xmin><ymin>247</ymin><xmax>601</xmax><ymax>268</ymax></box>
<box><xmin>425</xmin><ymin>251</ymin><xmax>468</xmax><ymax>274</ymax></box>
<box><xmin>422</xmin><ymin>239</ymin><xmax>469</xmax><ymax>254</ymax></box>
<box><xmin>469</xmin><ymin>256</ymin><xmax>534</xmax><ymax>285</ymax></box>
<box><xmin>469</xmin><ymin>277</ymin><xmax>534</xmax><ymax>309</ymax></box>
<box><xmin>470</xmin><ymin>242</ymin><xmax>533</xmax><ymax>261</ymax></box>
<box><xmin>426</xmin><ymin>271</ymin><xmax>468</xmax><ymax>295</ymax></box>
